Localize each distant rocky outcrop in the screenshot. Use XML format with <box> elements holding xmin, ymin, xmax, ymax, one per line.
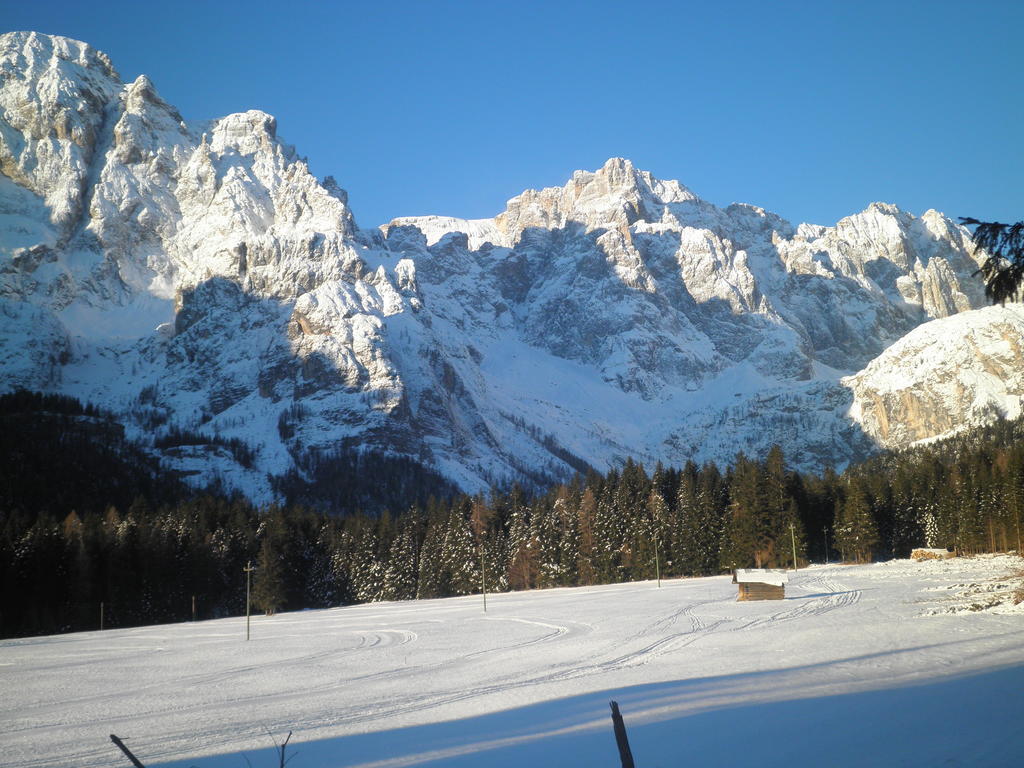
<box><xmin>845</xmin><ymin>304</ymin><xmax>1024</xmax><ymax>447</ymax></box>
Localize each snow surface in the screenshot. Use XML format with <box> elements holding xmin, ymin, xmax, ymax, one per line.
<box><xmin>3</xmin><ymin>556</ymin><xmax>1023</xmax><ymax>768</ymax></box>
<box><xmin>734</xmin><ymin>568</ymin><xmax>789</xmax><ymax>586</ymax></box>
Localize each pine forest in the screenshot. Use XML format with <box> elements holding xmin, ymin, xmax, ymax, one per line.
<box><xmin>2</xmin><ymin>390</ymin><xmax>1022</xmax><ymax>639</ymax></box>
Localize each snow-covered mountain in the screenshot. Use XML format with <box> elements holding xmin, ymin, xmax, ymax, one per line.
<box><xmin>1</xmin><ymin>31</ymin><xmax>1019</xmax><ymax>501</ymax></box>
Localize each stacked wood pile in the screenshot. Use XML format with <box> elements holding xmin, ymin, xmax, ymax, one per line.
<box><xmin>911</xmin><ymin>548</ymin><xmax>956</xmax><ymax>561</ymax></box>
<box><xmin>733</xmin><ymin>569</ymin><xmax>788</xmax><ymax>601</ymax></box>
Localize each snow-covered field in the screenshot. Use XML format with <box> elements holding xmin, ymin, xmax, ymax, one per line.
<box><xmin>3</xmin><ymin>556</ymin><xmax>1023</xmax><ymax>768</ymax></box>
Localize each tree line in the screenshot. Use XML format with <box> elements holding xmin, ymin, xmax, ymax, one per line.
<box><xmin>1</xmin><ymin>390</ymin><xmax>1022</xmax><ymax>638</ymax></box>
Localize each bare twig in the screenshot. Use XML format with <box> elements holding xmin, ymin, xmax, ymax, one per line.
<box><xmin>279</xmin><ymin>730</ymin><xmax>293</xmax><ymax>768</ymax></box>
<box><xmin>265</xmin><ymin>727</ymin><xmax>295</xmax><ymax>768</ymax></box>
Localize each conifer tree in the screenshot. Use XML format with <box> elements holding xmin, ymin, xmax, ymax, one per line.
<box><xmin>835</xmin><ymin>479</ymin><xmax>878</xmax><ymax>563</ymax></box>
<box><xmin>594</xmin><ymin>478</ymin><xmax>622</xmax><ymax>582</ymax></box>
<box><xmin>645</xmin><ymin>488</ymin><xmax>669</xmax><ymax>581</ymax></box>
<box><xmin>672</xmin><ymin>463</ymin><xmax>724</xmax><ymax>576</ymax></box>
<box><xmin>506</xmin><ymin>497</ymin><xmax>537</xmax><ymax>590</ymax></box>
<box><xmin>576</xmin><ymin>486</ymin><xmax>598</xmax><ymax>585</ymax></box>
<box><xmin>252</xmin><ymin>538</ymin><xmax>285</xmax><ymax>615</ymax></box>
<box><xmin>721</xmin><ymin>454</ymin><xmax>762</xmax><ymax>569</ymax></box>
<box><xmin>614</xmin><ymin>461</ymin><xmax>647</xmax><ymax>579</ymax></box>
<box><xmin>306</xmin><ymin>520</ymin><xmax>349</xmax><ymax>606</ymax></box>
<box><xmin>416</xmin><ymin>510</ymin><xmax>447</xmax><ymax>599</ymax></box>
<box><xmin>549</xmin><ymin>488</ymin><xmax>580</xmax><ymax>586</ymax></box>
<box><xmin>443</xmin><ymin>500</ymin><xmax>480</xmax><ymax>596</ymax></box>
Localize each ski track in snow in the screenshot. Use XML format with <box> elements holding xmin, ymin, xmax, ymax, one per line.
<box><xmin>0</xmin><ymin>575</ymin><xmax>863</xmax><ymax>755</ymax></box>
<box><xmin>2</xmin><ymin>558</ymin><xmax>1022</xmax><ymax>768</ymax></box>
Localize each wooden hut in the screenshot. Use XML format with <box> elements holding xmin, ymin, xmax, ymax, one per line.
<box><xmin>733</xmin><ymin>569</ymin><xmax>788</xmax><ymax>601</ymax></box>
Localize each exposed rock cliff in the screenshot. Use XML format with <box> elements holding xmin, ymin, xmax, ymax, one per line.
<box><xmin>845</xmin><ymin>304</ymin><xmax>1024</xmax><ymax>447</ymax></box>
<box><xmin>1</xmin><ymin>32</ymin><xmax>1012</xmax><ymax>501</ymax></box>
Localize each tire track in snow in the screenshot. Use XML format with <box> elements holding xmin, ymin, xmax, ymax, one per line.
<box><xmin>739</xmin><ymin>570</ymin><xmax>862</xmax><ymax>631</ymax></box>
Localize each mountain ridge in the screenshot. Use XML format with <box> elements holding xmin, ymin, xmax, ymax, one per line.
<box><xmin>1</xmin><ymin>31</ymin><xmax>1020</xmax><ymax>502</ymax></box>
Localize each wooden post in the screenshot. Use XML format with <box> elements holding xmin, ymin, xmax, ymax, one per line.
<box><xmin>480</xmin><ymin>541</ymin><xmax>487</xmax><ymax>614</ymax></box>
<box><xmin>790</xmin><ymin>522</ymin><xmax>799</xmax><ymax>572</ymax></box>
<box><xmin>243</xmin><ymin>560</ymin><xmax>255</xmax><ymax>641</ymax></box>
<box><xmin>823</xmin><ymin>527</ymin><xmax>828</xmax><ymax>564</ymax></box>
<box><xmin>191</xmin><ymin>594</ymin><xmax>197</xmax><ymax>622</ymax></box>
<box><xmin>100</xmin><ymin>601</ymin><xmax>104</xmax><ymax>631</ymax></box>
<box><xmin>110</xmin><ymin>734</ymin><xmax>146</xmax><ymax>768</ymax></box>
<box><xmin>609</xmin><ymin>701</ymin><xmax>635</xmax><ymax>768</ymax></box>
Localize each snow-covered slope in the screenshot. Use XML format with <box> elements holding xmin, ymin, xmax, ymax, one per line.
<box><xmin>845</xmin><ymin>303</ymin><xmax>1024</xmax><ymax>447</ymax></box>
<box><xmin>1</xmin><ymin>31</ymin><xmax>1013</xmax><ymax>500</ymax></box>
<box><xmin>3</xmin><ymin>556</ymin><xmax>1023</xmax><ymax>768</ymax></box>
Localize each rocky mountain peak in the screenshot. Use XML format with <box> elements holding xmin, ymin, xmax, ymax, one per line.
<box><xmin>2</xmin><ymin>31</ymin><xmax>119</xmax><ymax>82</ymax></box>
<box><xmin>209</xmin><ymin>110</ymin><xmax>279</xmax><ymax>156</ymax></box>
<box><xmin>0</xmin><ymin>32</ymin><xmax>1016</xmax><ymax>502</ymax></box>
<box><xmin>0</xmin><ymin>32</ymin><xmax>124</xmax><ymax>235</ymax></box>
<box><xmin>495</xmin><ymin>157</ymin><xmax>701</xmax><ymax>239</ymax></box>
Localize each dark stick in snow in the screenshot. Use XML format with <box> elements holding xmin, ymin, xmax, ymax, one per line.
<box><xmin>110</xmin><ymin>734</ymin><xmax>146</xmax><ymax>768</ymax></box>
<box><xmin>610</xmin><ymin>700</ymin><xmax>636</xmax><ymax>768</ymax></box>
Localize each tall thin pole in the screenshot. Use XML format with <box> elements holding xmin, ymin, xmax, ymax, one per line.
<box><xmin>100</xmin><ymin>601</ymin><xmax>104</xmax><ymax>631</ymax></box>
<box><xmin>654</xmin><ymin>535</ymin><xmax>661</xmax><ymax>588</ymax></box>
<box><xmin>479</xmin><ymin>542</ymin><xmax>487</xmax><ymax>613</ymax></box>
<box><xmin>790</xmin><ymin>523</ymin><xmax>799</xmax><ymax>572</ymax></box>
<box><xmin>1016</xmin><ymin>508</ymin><xmax>1021</xmax><ymax>555</ymax></box>
<box><xmin>823</xmin><ymin>527</ymin><xmax>829</xmax><ymax>565</ymax></box>
<box><xmin>244</xmin><ymin>560</ymin><xmax>254</xmax><ymax>641</ymax></box>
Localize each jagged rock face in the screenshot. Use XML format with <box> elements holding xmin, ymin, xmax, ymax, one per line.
<box><xmin>0</xmin><ymin>32</ymin><xmax>120</xmax><ymax>238</ymax></box>
<box><xmin>0</xmin><ymin>32</ymin><xmax>1008</xmax><ymax>501</ymax></box>
<box><xmin>395</xmin><ymin>157</ymin><xmax>987</xmax><ymax>393</ymax></box>
<box><xmin>844</xmin><ymin>305</ymin><xmax>1024</xmax><ymax>447</ymax></box>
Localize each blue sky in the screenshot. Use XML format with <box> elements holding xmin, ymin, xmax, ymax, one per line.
<box><xmin>4</xmin><ymin>0</ymin><xmax>1022</xmax><ymax>228</ymax></box>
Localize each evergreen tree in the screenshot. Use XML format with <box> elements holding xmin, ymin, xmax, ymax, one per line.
<box><xmin>416</xmin><ymin>503</ymin><xmax>449</xmax><ymax>599</ymax></box>
<box><xmin>646</xmin><ymin>488</ymin><xmax>669</xmax><ymax>581</ymax></box>
<box><xmin>835</xmin><ymin>479</ymin><xmax>878</xmax><ymax>563</ymax></box>
<box><xmin>443</xmin><ymin>500</ymin><xmax>480</xmax><ymax>596</ymax></box>
<box><xmin>670</xmin><ymin>468</ymin><xmax>712</xmax><ymax>576</ymax></box>
<box><xmin>960</xmin><ymin>217</ymin><xmax>1024</xmax><ymax>304</ymax></box>
<box><xmin>576</xmin><ymin>486</ymin><xmax>598</xmax><ymax>586</ymax></box>
<box><xmin>506</xmin><ymin>500</ymin><xmax>538</xmax><ymax>591</ymax></box>
<box><xmin>593</xmin><ymin>476</ymin><xmax>622</xmax><ymax>582</ymax></box>
<box><xmin>721</xmin><ymin>454</ymin><xmax>762</xmax><ymax>569</ymax></box>
<box><xmin>252</xmin><ymin>538</ymin><xmax>285</xmax><ymax>615</ymax></box>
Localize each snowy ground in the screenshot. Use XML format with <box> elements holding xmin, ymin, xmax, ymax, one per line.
<box><xmin>3</xmin><ymin>556</ymin><xmax>1023</xmax><ymax>768</ymax></box>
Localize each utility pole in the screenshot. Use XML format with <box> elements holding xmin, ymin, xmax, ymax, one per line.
<box><xmin>243</xmin><ymin>560</ymin><xmax>255</xmax><ymax>641</ymax></box>
<box><xmin>479</xmin><ymin>541</ymin><xmax>487</xmax><ymax>613</ymax></box>
<box><xmin>823</xmin><ymin>527</ymin><xmax>829</xmax><ymax>565</ymax></box>
<box><xmin>790</xmin><ymin>522</ymin><xmax>799</xmax><ymax>572</ymax></box>
<box><xmin>654</xmin><ymin>534</ymin><xmax>661</xmax><ymax>588</ymax></box>
<box><xmin>100</xmin><ymin>601</ymin><xmax>104</xmax><ymax>631</ymax></box>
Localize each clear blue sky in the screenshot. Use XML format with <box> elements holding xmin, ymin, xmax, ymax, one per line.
<box><xmin>4</xmin><ymin>0</ymin><xmax>1022</xmax><ymax>228</ymax></box>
